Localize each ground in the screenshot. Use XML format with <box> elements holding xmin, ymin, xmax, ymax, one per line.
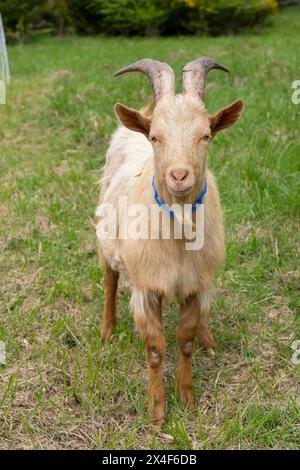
<box><xmin>0</xmin><ymin>7</ymin><xmax>300</xmax><ymax>450</ymax></box>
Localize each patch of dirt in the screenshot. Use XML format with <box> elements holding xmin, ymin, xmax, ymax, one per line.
<box><xmin>262</xmin><ymin>296</ymin><xmax>293</xmax><ymax>322</ymax></box>
<box><xmin>35</xmin><ymin>215</ymin><xmax>57</xmax><ymax>235</ymax></box>
<box><xmin>278</xmin><ymin>268</ymin><xmax>300</xmax><ymax>284</ymax></box>
<box><xmin>51</xmin><ymin>69</ymin><xmax>72</xmax><ymax>81</ymax></box>
<box><xmin>53</xmin><ymin>160</ymin><xmax>70</xmax><ymax>177</ymax></box>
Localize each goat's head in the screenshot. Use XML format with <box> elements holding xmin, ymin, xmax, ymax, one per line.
<box><xmin>114</xmin><ymin>57</ymin><xmax>244</xmax><ymax>201</ymax></box>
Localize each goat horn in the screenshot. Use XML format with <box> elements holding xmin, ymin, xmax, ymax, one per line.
<box><xmin>114</xmin><ymin>58</ymin><xmax>175</xmax><ymax>103</ymax></box>
<box><xmin>182</xmin><ymin>56</ymin><xmax>229</xmax><ymax>102</ymax></box>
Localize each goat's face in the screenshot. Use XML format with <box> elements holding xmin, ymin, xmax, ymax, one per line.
<box><xmin>114</xmin><ymin>56</ymin><xmax>244</xmax><ymax>200</ymax></box>
<box><xmin>149</xmin><ymin>95</ymin><xmax>211</xmax><ymax>197</ymax></box>
<box><xmin>115</xmin><ymin>94</ymin><xmax>243</xmax><ymax>199</ymax></box>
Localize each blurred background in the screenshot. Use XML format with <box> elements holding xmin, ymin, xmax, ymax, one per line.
<box><xmin>2</xmin><ymin>0</ymin><xmax>300</xmax><ymax>43</ymax></box>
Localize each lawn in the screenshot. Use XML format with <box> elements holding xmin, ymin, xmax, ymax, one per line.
<box><xmin>0</xmin><ymin>6</ymin><xmax>300</xmax><ymax>450</ymax></box>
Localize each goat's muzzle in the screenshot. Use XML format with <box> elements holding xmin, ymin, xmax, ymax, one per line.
<box><xmin>167</xmin><ymin>167</ymin><xmax>195</xmax><ymax>196</ymax></box>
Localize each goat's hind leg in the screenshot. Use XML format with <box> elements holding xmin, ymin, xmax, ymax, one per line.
<box><xmin>101</xmin><ymin>263</ymin><xmax>119</xmax><ymax>341</ymax></box>
<box><xmin>196</xmin><ymin>291</ymin><xmax>215</xmax><ymax>353</ymax></box>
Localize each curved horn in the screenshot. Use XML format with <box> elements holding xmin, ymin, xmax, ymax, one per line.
<box><xmin>114</xmin><ymin>58</ymin><xmax>175</xmax><ymax>103</ymax></box>
<box><xmin>182</xmin><ymin>56</ymin><xmax>229</xmax><ymax>102</ymax></box>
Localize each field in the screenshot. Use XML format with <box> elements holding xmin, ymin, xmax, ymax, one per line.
<box><xmin>0</xmin><ymin>7</ymin><xmax>300</xmax><ymax>450</ymax></box>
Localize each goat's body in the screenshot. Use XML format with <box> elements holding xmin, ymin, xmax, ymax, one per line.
<box><xmin>97</xmin><ymin>126</ymin><xmax>225</xmax><ymax>302</ymax></box>
<box><xmin>95</xmin><ymin>67</ymin><xmax>243</xmax><ymax>423</ymax></box>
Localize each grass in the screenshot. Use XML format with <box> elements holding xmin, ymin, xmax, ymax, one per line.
<box><xmin>0</xmin><ymin>7</ymin><xmax>300</xmax><ymax>450</ymax></box>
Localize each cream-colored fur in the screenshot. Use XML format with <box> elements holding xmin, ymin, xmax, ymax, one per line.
<box><xmin>97</xmin><ymin>94</ymin><xmax>225</xmax><ymax>305</ymax></box>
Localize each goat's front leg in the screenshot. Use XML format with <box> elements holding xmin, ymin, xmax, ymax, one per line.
<box><xmin>176</xmin><ymin>294</ymin><xmax>200</xmax><ymax>408</ymax></box>
<box><xmin>132</xmin><ymin>289</ymin><xmax>166</xmax><ymax>425</ymax></box>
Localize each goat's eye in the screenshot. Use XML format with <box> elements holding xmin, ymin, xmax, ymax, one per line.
<box><xmin>149</xmin><ymin>136</ymin><xmax>157</xmax><ymax>143</ymax></box>
<box><xmin>203</xmin><ymin>134</ymin><xmax>211</xmax><ymax>142</ymax></box>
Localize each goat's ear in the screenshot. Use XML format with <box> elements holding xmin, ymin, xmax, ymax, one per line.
<box><xmin>209</xmin><ymin>99</ymin><xmax>244</xmax><ymax>136</ymax></box>
<box><xmin>114</xmin><ymin>103</ymin><xmax>151</xmax><ymax>137</ymax></box>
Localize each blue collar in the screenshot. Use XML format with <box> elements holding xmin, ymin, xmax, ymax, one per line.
<box><xmin>152</xmin><ymin>176</ymin><xmax>207</xmax><ymax>218</ymax></box>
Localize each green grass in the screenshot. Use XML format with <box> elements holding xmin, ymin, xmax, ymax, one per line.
<box><xmin>1</xmin><ymin>7</ymin><xmax>300</xmax><ymax>450</ymax></box>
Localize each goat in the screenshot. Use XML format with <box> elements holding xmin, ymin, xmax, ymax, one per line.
<box><xmin>96</xmin><ymin>57</ymin><xmax>244</xmax><ymax>425</ymax></box>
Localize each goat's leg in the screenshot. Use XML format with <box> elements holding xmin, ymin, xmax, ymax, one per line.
<box><xmin>176</xmin><ymin>294</ymin><xmax>200</xmax><ymax>408</ymax></box>
<box><xmin>101</xmin><ymin>264</ymin><xmax>119</xmax><ymax>341</ymax></box>
<box><xmin>197</xmin><ymin>320</ymin><xmax>215</xmax><ymax>351</ymax></box>
<box><xmin>132</xmin><ymin>290</ymin><xmax>166</xmax><ymax>425</ymax></box>
<box><xmin>196</xmin><ymin>291</ymin><xmax>215</xmax><ymax>353</ymax></box>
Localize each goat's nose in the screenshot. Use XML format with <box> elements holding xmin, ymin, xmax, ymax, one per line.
<box><xmin>170</xmin><ymin>168</ymin><xmax>189</xmax><ymax>183</ymax></box>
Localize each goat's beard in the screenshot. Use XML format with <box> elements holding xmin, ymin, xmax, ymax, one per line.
<box><xmin>172</xmin><ymin>205</ymin><xmax>194</xmax><ymax>229</ymax></box>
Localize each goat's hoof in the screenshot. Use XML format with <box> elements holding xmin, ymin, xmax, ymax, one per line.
<box><xmin>101</xmin><ymin>327</ymin><xmax>113</xmax><ymax>342</ymax></box>
<box><xmin>179</xmin><ymin>387</ymin><xmax>195</xmax><ymax>409</ymax></box>
<box><xmin>207</xmin><ymin>347</ymin><xmax>215</xmax><ymax>357</ymax></box>
<box><xmin>153</xmin><ymin>415</ymin><xmax>166</xmax><ymax>428</ymax></box>
<box><xmin>147</xmin><ymin>401</ymin><xmax>166</xmax><ymax>427</ymax></box>
<box><xmin>197</xmin><ymin>328</ymin><xmax>215</xmax><ymax>350</ymax></box>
